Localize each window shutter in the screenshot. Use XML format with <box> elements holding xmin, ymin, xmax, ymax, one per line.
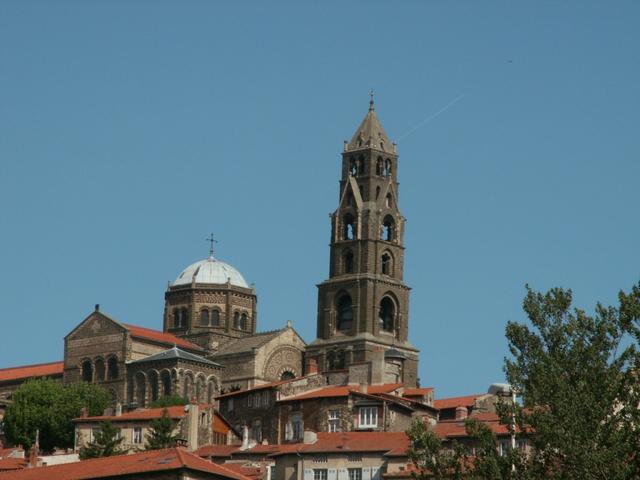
<box><xmin>303</xmin><ymin>469</ymin><xmax>314</xmax><ymax>480</ymax></box>
<box><xmin>362</xmin><ymin>467</ymin><xmax>372</xmax><ymax>480</ymax></box>
<box><xmin>371</xmin><ymin>467</ymin><xmax>381</xmax><ymax>480</ymax></box>
<box><xmin>329</xmin><ymin>468</ymin><xmax>337</xmax><ymax>479</ymax></box>
<box><xmin>338</xmin><ymin>468</ymin><xmax>348</xmax><ymax>480</ymax></box>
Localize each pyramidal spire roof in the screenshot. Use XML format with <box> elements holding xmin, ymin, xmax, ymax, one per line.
<box><xmin>345</xmin><ymin>94</ymin><xmax>393</xmax><ymax>152</ymax></box>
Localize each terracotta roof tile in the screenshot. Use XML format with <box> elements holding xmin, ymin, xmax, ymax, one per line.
<box><xmin>403</xmin><ymin>387</ymin><xmax>433</xmax><ymax>397</ymax></box>
<box><xmin>220</xmin><ymin>463</ymin><xmax>263</xmax><ymax>479</ymax></box>
<box><xmin>0</xmin><ymin>361</ymin><xmax>64</xmax><ymax>383</ymax></box>
<box><xmin>0</xmin><ymin>458</ymin><xmax>27</xmax><ymax>471</ymax></box>
<box><xmin>433</xmin><ymin>394</ymin><xmax>484</xmax><ymax>410</ymax></box>
<box><xmin>434</xmin><ymin>412</ymin><xmax>514</xmax><ymax>438</ymax></box>
<box><xmin>198</xmin><ymin>432</ymin><xmax>411</xmax><ymax>459</ymax></box>
<box><xmin>123</xmin><ymin>324</ymin><xmax>203</xmax><ymax>351</ymax></box>
<box><xmin>0</xmin><ymin>448</ymin><xmax>250</xmax><ymax>480</ymax></box>
<box><xmin>72</xmin><ymin>404</ymin><xmax>210</xmax><ymax>422</ymax></box>
<box><xmin>196</xmin><ymin>445</ymin><xmax>241</xmax><ymax>458</ymax></box>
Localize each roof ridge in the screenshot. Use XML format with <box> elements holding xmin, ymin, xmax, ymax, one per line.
<box><xmin>0</xmin><ymin>360</ymin><xmax>63</xmax><ymax>372</ymax></box>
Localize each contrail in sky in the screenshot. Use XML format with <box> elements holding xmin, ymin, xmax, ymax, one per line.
<box><xmin>396</xmin><ymin>94</ymin><xmax>465</xmax><ymax>141</ymax></box>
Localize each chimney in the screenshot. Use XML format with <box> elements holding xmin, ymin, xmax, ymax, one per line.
<box><xmin>185</xmin><ymin>400</ymin><xmax>199</xmax><ymax>452</ymax></box>
<box><xmin>240</xmin><ymin>425</ymin><xmax>249</xmax><ymax>450</ymax></box>
<box><xmin>94</xmin><ymin>304</ymin><xmax>100</xmax><ymax>312</ymax></box>
<box><xmin>28</xmin><ymin>430</ymin><xmax>40</xmax><ymax>468</ymax></box>
<box><xmin>79</xmin><ymin>405</ymin><xmax>88</xmax><ymax>418</ymax></box>
<box><xmin>305</xmin><ymin>358</ymin><xmax>318</xmax><ymax>375</ymax></box>
<box><xmin>359</xmin><ymin>383</ymin><xmax>368</xmax><ymax>394</ymax></box>
<box><xmin>114</xmin><ymin>402</ymin><xmax>122</xmax><ymax>417</ymax></box>
<box><xmin>455</xmin><ymin>406</ymin><xmax>468</xmax><ymax>421</ymax></box>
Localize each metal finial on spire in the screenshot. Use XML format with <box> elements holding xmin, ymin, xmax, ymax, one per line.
<box><xmin>369</xmin><ymin>89</ymin><xmax>375</xmax><ymax>111</ymax></box>
<box><xmin>206</xmin><ymin>233</ymin><xmax>218</xmax><ymax>258</ymax></box>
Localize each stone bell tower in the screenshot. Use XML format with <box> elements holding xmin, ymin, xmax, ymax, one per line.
<box><xmin>306</xmin><ymin>96</ymin><xmax>419</xmax><ymax>387</ymax></box>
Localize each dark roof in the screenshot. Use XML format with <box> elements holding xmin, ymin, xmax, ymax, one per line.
<box><xmin>212</xmin><ymin>329</ymin><xmax>284</xmax><ymax>356</ymax></box>
<box><xmin>129</xmin><ymin>346</ymin><xmax>221</xmax><ymax>367</ymax></box>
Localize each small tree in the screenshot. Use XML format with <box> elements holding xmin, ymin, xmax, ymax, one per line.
<box><xmin>3</xmin><ymin>378</ymin><xmax>110</xmax><ymax>452</ymax></box>
<box><xmin>502</xmin><ymin>284</ymin><xmax>640</xmax><ymax>479</ymax></box>
<box><xmin>145</xmin><ymin>408</ymin><xmax>179</xmax><ymax>450</ymax></box>
<box><xmin>406</xmin><ymin>419</ymin><xmax>466</xmax><ymax>480</ymax></box>
<box><xmin>79</xmin><ymin>421</ymin><xmax>124</xmax><ymax>459</ymax></box>
<box><xmin>150</xmin><ymin>394</ymin><xmax>186</xmax><ymax>408</ymax></box>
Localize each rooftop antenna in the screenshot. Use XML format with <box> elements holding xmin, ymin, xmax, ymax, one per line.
<box><xmin>206</xmin><ymin>233</ymin><xmax>218</xmax><ymax>259</ymax></box>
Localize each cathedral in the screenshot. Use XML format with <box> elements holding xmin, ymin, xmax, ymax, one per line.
<box><xmin>0</xmin><ymin>96</ymin><xmax>420</xmax><ymax>415</ymax></box>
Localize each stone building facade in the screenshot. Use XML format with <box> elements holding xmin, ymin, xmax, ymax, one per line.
<box><xmin>306</xmin><ymin>98</ymin><xmax>420</xmax><ymax>387</ymax></box>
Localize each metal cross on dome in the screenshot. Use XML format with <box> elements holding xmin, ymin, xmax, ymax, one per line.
<box><xmin>206</xmin><ymin>233</ymin><xmax>218</xmax><ymax>258</ymax></box>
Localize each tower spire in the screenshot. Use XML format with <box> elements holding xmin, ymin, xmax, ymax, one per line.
<box><xmin>369</xmin><ymin>89</ymin><xmax>375</xmax><ymax>111</ymax></box>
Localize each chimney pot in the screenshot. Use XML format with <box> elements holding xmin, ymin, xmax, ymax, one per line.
<box><xmin>455</xmin><ymin>406</ymin><xmax>468</xmax><ymax>420</ymax></box>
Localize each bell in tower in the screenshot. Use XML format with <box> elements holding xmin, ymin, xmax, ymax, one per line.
<box><xmin>306</xmin><ymin>96</ymin><xmax>420</xmax><ymax>387</ymax></box>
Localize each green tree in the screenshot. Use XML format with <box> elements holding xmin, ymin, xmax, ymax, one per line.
<box><xmin>149</xmin><ymin>394</ymin><xmax>186</xmax><ymax>408</ymax></box>
<box><xmin>145</xmin><ymin>408</ymin><xmax>180</xmax><ymax>450</ymax></box>
<box><xmin>406</xmin><ymin>418</ymin><xmax>466</xmax><ymax>479</ymax></box>
<box><xmin>502</xmin><ymin>284</ymin><xmax>640</xmax><ymax>480</ymax></box>
<box><xmin>3</xmin><ymin>378</ymin><xmax>110</xmax><ymax>452</ymax></box>
<box><xmin>78</xmin><ymin>420</ymin><xmax>124</xmax><ymax>459</ymax></box>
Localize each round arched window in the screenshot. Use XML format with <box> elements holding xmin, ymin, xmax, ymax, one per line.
<box><xmin>379</xmin><ymin>297</ymin><xmax>395</xmax><ymax>332</ymax></box>
<box><xmin>200</xmin><ymin>309</ymin><xmax>210</xmax><ymax>326</ymax></box>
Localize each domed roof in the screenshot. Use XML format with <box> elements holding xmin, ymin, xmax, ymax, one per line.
<box><xmin>173</xmin><ymin>256</ymin><xmax>249</xmax><ymax>288</ymax></box>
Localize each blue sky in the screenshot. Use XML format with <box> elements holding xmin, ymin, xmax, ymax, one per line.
<box><xmin>1</xmin><ymin>1</ymin><xmax>638</xmax><ymax>397</ymax></box>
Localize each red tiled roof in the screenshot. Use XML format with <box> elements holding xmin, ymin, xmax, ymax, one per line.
<box><xmin>0</xmin><ymin>448</ymin><xmax>24</xmax><ymax>459</ymax></box>
<box><xmin>0</xmin><ymin>448</ymin><xmax>250</xmax><ymax>480</ymax></box>
<box><xmin>0</xmin><ymin>361</ymin><xmax>64</xmax><ymax>383</ymax></box>
<box><xmin>218</xmin><ymin>463</ymin><xmax>263</xmax><ymax>479</ymax></box>
<box><xmin>196</xmin><ymin>445</ymin><xmax>242</xmax><ymax>458</ymax></box>
<box><xmin>403</xmin><ymin>387</ymin><xmax>433</xmax><ymax>397</ymax></box>
<box><xmin>279</xmin><ymin>431</ymin><xmax>410</xmax><ymax>455</ymax></box>
<box><xmin>123</xmin><ymin>324</ymin><xmax>203</xmax><ymax>351</ymax></box>
<box><xmin>434</xmin><ymin>412</ymin><xmax>513</xmax><ymax>438</ymax></box>
<box><xmin>0</xmin><ymin>458</ymin><xmax>27</xmax><ymax>471</ymax></box>
<box><xmin>278</xmin><ymin>383</ymin><xmax>403</xmax><ymax>402</ymax></box>
<box><xmin>433</xmin><ymin>394</ymin><xmax>484</xmax><ymax>410</ymax></box>
<box><xmin>199</xmin><ymin>432</ymin><xmax>410</xmax><ymax>458</ymax></box>
<box><xmin>73</xmin><ymin>405</ymin><xmax>197</xmax><ymax>423</ymax></box>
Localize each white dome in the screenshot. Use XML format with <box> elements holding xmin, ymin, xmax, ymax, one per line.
<box><xmin>173</xmin><ymin>256</ymin><xmax>249</xmax><ymax>288</ymax></box>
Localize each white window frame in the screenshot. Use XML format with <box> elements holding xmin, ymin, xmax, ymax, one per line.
<box><xmin>328</xmin><ymin>409</ymin><xmax>340</xmax><ymax>433</ymax></box>
<box><xmin>358</xmin><ymin>406</ymin><xmax>378</xmax><ymax>428</ymax></box>
<box><xmin>314</xmin><ymin>469</ymin><xmax>328</xmax><ymax>480</ymax></box>
<box><xmin>348</xmin><ymin>468</ymin><xmax>363</xmax><ymax>480</ymax></box>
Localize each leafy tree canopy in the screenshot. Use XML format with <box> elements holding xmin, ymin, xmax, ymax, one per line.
<box><xmin>149</xmin><ymin>394</ymin><xmax>186</xmax><ymax>408</ymax></box>
<box><xmin>407</xmin><ymin>283</ymin><xmax>640</xmax><ymax>480</ymax></box>
<box><xmin>3</xmin><ymin>378</ymin><xmax>111</xmax><ymax>452</ymax></box>
<box><xmin>78</xmin><ymin>420</ymin><xmax>124</xmax><ymax>460</ymax></box>
<box><xmin>145</xmin><ymin>408</ymin><xmax>180</xmax><ymax>450</ymax></box>
<box><xmin>503</xmin><ymin>283</ymin><xmax>640</xmax><ymax>479</ymax></box>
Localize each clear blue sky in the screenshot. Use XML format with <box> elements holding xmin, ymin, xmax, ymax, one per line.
<box><xmin>1</xmin><ymin>1</ymin><xmax>638</xmax><ymax>398</ymax></box>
